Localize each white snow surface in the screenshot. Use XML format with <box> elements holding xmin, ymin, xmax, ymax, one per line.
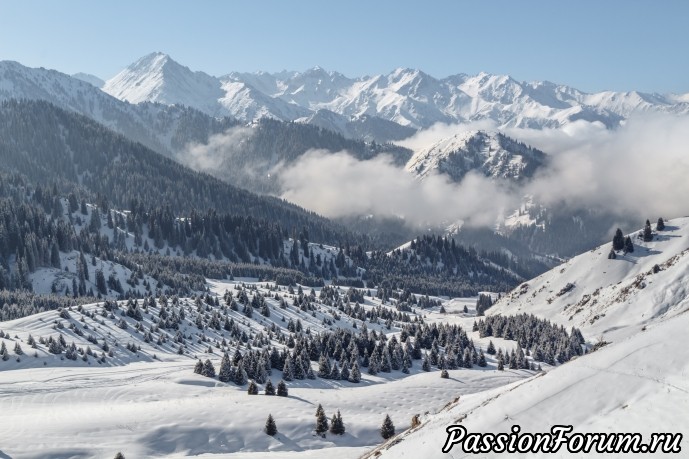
<box><xmin>0</xmin><ymin>280</ymin><xmax>533</xmax><ymax>458</ymax></box>
<box><xmin>371</xmin><ymin>218</ymin><xmax>689</xmax><ymax>458</ymax></box>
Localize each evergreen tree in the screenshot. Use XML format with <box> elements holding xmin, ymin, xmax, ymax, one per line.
<box><xmin>193</xmin><ymin>359</ymin><xmax>203</xmax><ymax>374</ymax></box>
<box><xmin>277</xmin><ymin>380</ymin><xmax>288</xmax><ymax>397</ymax></box>
<box><xmin>234</xmin><ymin>361</ymin><xmax>248</xmax><ymax>385</ymax></box>
<box><xmin>264</xmin><ymin>379</ymin><xmax>276</xmax><ymax>395</ymax></box>
<box><xmin>282</xmin><ymin>355</ymin><xmax>294</xmax><ymax>381</ymax></box>
<box><xmin>202</xmin><ymin>359</ymin><xmax>216</xmax><ymax>378</ymax></box>
<box><xmin>657</xmin><ymin>218</ymin><xmax>665</xmax><ymax>231</ymax></box>
<box><xmin>624</xmin><ymin>236</ymin><xmax>634</xmax><ymax>253</ymax></box>
<box><xmin>380</xmin><ymin>414</ymin><xmax>395</xmax><ymax>439</ymax></box>
<box><xmin>265</xmin><ymin>414</ymin><xmax>277</xmax><ymax>436</ymax></box>
<box><xmin>478</xmin><ymin>350</ymin><xmax>487</xmax><ymax>367</ymax></box>
<box><xmin>114</xmin><ymin>453</ymin><xmax>125</xmax><ymax>459</ymax></box>
<box><xmin>318</xmin><ymin>353</ymin><xmax>331</xmax><ymax>378</ymax></box>
<box><xmin>330</xmin><ymin>410</ymin><xmax>345</xmax><ymax>435</ymax></box>
<box><xmin>315</xmin><ymin>404</ymin><xmax>329</xmax><ymax>435</ymax></box>
<box><xmin>95</xmin><ymin>269</ymin><xmax>107</xmax><ymax>295</ymax></box>
<box><xmin>218</xmin><ymin>352</ymin><xmax>233</xmax><ymax>382</ymax></box>
<box><xmin>440</xmin><ymin>368</ymin><xmax>449</xmax><ymax>378</ymax></box>
<box><xmin>422</xmin><ymin>353</ymin><xmax>431</xmax><ymax>372</ymax></box>
<box><xmin>348</xmin><ymin>361</ymin><xmax>361</xmax><ymax>383</ymax></box>
<box><xmin>487</xmin><ymin>341</ymin><xmax>496</xmax><ymax>355</ymax></box>
<box><xmin>248</xmin><ymin>380</ymin><xmax>258</xmax><ymax>395</ymax></box>
<box><xmin>608</xmin><ymin>249</ymin><xmax>617</xmax><ymax>259</ymax></box>
<box><xmin>612</xmin><ymin>228</ymin><xmax>625</xmax><ymax>251</ymax></box>
<box><xmin>643</xmin><ymin>219</ymin><xmax>653</xmax><ymax>242</ymax></box>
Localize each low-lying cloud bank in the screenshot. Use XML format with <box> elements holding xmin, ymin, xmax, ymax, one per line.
<box><xmin>279</xmin><ymin>113</ymin><xmax>689</xmax><ymax>228</ymax></box>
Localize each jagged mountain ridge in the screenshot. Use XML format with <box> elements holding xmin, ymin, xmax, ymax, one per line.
<box><xmin>0</xmin><ymin>59</ymin><xmax>235</xmax><ymax>158</ymax></box>
<box><xmin>405</xmin><ymin>130</ymin><xmax>546</xmax><ymax>182</ymax></box>
<box><xmin>103</xmin><ymin>53</ymin><xmax>689</xmax><ymax>133</ymax></box>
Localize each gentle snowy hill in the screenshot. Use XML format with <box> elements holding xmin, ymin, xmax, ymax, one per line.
<box><xmin>0</xmin><ymin>280</ymin><xmax>540</xmax><ymax>458</ymax></box>
<box><xmin>489</xmin><ymin>217</ymin><xmax>689</xmax><ymax>342</ymax></box>
<box><xmin>370</xmin><ymin>219</ymin><xmax>689</xmax><ymax>458</ymax></box>
<box><xmin>371</xmin><ymin>307</ymin><xmax>689</xmax><ymax>458</ymax></box>
<box><xmin>405</xmin><ymin>130</ymin><xmax>546</xmax><ymax>182</ymax></box>
<box><xmin>102</xmin><ymin>54</ymin><xmax>689</xmax><ymax>131</ymax></box>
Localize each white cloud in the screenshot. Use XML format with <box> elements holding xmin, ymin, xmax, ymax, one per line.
<box><xmin>279</xmin><ymin>113</ymin><xmax>689</xmax><ymax>228</ymax></box>
<box><xmin>279</xmin><ymin>149</ymin><xmax>516</xmax><ymax>228</ymax></box>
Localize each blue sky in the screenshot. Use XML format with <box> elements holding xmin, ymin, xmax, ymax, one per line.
<box><xmin>1</xmin><ymin>0</ymin><xmax>687</xmax><ymax>93</ymax></box>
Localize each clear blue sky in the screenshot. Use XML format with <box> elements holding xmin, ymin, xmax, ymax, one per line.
<box><xmin>1</xmin><ymin>0</ymin><xmax>687</xmax><ymax>93</ymax></box>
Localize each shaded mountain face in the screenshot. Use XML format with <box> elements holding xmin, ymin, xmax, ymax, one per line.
<box><xmin>102</xmin><ymin>54</ymin><xmax>689</xmax><ymax>134</ymax></box>
<box><xmin>0</xmin><ymin>59</ymin><xmax>236</xmax><ymax>158</ymax></box>
<box><xmin>178</xmin><ymin>117</ymin><xmax>413</xmax><ymax>196</ymax></box>
<box><xmin>0</xmin><ymin>99</ymin><xmax>353</xmax><ymax>245</ymax></box>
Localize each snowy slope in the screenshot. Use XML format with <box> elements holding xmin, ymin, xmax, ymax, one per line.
<box><xmin>102</xmin><ymin>54</ymin><xmax>689</xmax><ymax>131</ymax></box>
<box><xmin>0</xmin><ymin>59</ymin><xmax>229</xmax><ymax>157</ymax></box>
<box><xmin>371</xmin><ymin>219</ymin><xmax>689</xmax><ymax>458</ymax></box>
<box><xmin>405</xmin><ymin>130</ymin><xmax>545</xmax><ymax>182</ymax></box>
<box><xmin>0</xmin><ymin>281</ymin><xmax>535</xmax><ymax>458</ymax></box>
<box><xmin>372</xmin><ymin>309</ymin><xmax>689</xmax><ymax>458</ymax></box>
<box><xmin>489</xmin><ymin>218</ymin><xmax>689</xmax><ymax>343</ymax></box>
<box><xmin>103</xmin><ymin>52</ymin><xmax>225</xmax><ymax>115</ymax></box>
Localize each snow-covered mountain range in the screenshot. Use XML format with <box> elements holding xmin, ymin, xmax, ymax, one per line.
<box><xmin>102</xmin><ymin>52</ymin><xmax>689</xmax><ymax>134</ymax></box>
<box><xmin>0</xmin><ymin>59</ymin><xmax>234</xmax><ymax>158</ymax></box>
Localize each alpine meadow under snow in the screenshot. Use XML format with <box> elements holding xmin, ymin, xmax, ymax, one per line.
<box><xmin>1</xmin><ymin>48</ymin><xmax>688</xmax><ymax>459</ymax></box>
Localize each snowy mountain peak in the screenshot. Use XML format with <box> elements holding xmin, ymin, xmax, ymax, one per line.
<box><xmin>103</xmin><ymin>52</ymin><xmax>223</xmax><ymax>112</ymax></box>
<box><xmin>97</xmin><ymin>55</ymin><xmax>689</xmax><ymax>135</ymax></box>
<box><xmin>405</xmin><ymin>130</ymin><xmax>545</xmax><ymax>182</ymax></box>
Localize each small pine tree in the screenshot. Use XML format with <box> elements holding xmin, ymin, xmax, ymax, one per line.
<box><xmin>265</xmin><ymin>414</ymin><xmax>277</xmax><ymax>436</ymax></box>
<box><xmin>624</xmin><ymin>236</ymin><xmax>634</xmax><ymax>253</ymax></box>
<box><xmin>264</xmin><ymin>379</ymin><xmax>276</xmax><ymax>395</ymax></box>
<box><xmin>193</xmin><ymin>360</ymin><xmax>203</xmax><ymax>374</ymax></box>
<box><xmin>487</xmin><ymin>341</ymin><xmax>496</xmax><ymax>355</ymax></box>
<box><xmin>478</xmin><ymin>350</ymin><xmax>487</xmax><ymax>367</ymax></box>
<box><xmin>315</xmin><ymin>404</ymin><xmax>329</xmax><ymax>435</ymax></box>
<box><xmin>497</xmin><ymin>356</ymin><xmax>505</xmax><ymax>371</ymax></box>
<box><xmin>218</xmin><ymin>352</ymin><xmax>233</xmax><ymax>382</ymax></box>
<box><xmin>248</xmin><ymin>380</ymin><xmax>258</xmax><ymax>395</ymax></box>
<box><xmin>643</xmin><ymin>219</ymin><xmax>653</xmax><ymax>242</ymax></box>
<box><xmin>657</xmin><ymin>218</ymin><xmax>665</xmax><ymax>231</ymax></box>
<box><xmin>277</xmin><ymin>379</ymin><xmax>288</xmax><ymax>397</ymax></box>
<box><xmin>202</xmin><ymin>359</ymin><xmax>216</xmax><ymax>378</ymax></box>
<box><xmin>114</xmin><ymin>453</ymin><xmax>125</xmax><ymax>459</ymax></box>
<box><xmin>612</xmin><ymin>228</ymin><xmax>625</xmax><ymax>251</ymax></box>
<box><xmin>608</xmin><ymin>249</ymin><xmax>617</xmax><ymax>259</ymax></box>
<box><xmin>348</xmin><ymin>361</ymin><xmax>361</xmax><ymax>383</ymax></box>
<box><xmin>422</xmin><ymin>353</ymin><xmax>431</xmax><ymax>372</ymax></box>
<box><xmin>380</xmin><ymin>414</ymin><xmax>395</xmax><ymax>439</ymax></box>
<box><xmin>440</xmin><ymin>368</ymin><xmax>449</xmax><ymax>378</ymax></box>
<box><xmin>330</xmin><ymin>410</ymin><xmax>345</xmax><ymax>435</ymax></box>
